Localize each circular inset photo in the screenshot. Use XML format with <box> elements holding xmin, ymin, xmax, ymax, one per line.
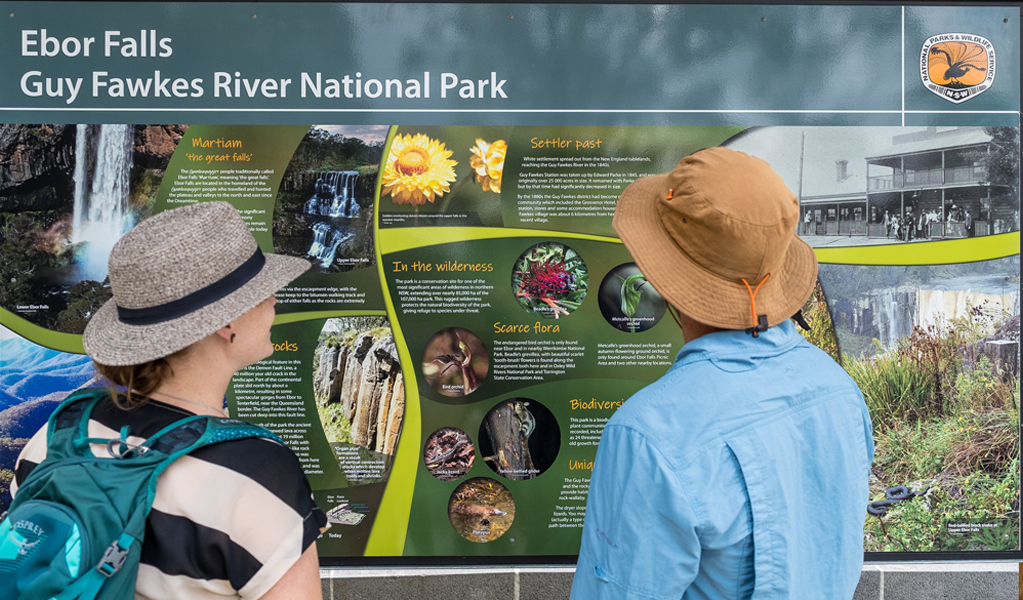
<box><xmin>448</xmin><ymin>477</ymin><xmax>515</xmax><ymax>543</ymax></box>
<box><xmin>478</xmin><ymin>398</ymin><xmax>560</xmax><ymax>481</ymax></box>
<box><xmin>421</xmin><ymin>327</ymin><xmax>489</xmax><ymax>397</ymax></box>
<box><xmin>424</xmin><ymin>427</ymin><xmax>475</xmax><ymax>481</ymax></box>
<box><xmin>598</xmin><ymin>263</ymin><xmax>667</xmax><ymax>333</ymax></box>
<box><xmin>511</xmin><ymin>242</ymin><xmax>588</xmax><ymax>319</ymax></box>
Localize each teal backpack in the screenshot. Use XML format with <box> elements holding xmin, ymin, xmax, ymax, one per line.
<box><xmin>0</xmin><ymin>388</ymin><xmax>280</xmax><ymax>600</ymax></box>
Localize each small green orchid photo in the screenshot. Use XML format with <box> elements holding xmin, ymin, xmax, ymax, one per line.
<box><xmin>598</xmin><ymin>263</ymin><xmax>667</xmax><ymax>333</ymax></box>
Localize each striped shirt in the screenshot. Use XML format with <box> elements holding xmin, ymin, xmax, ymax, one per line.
<box><xmin>13</xmin><ymin>395</ymin><xmax>328</xmax><ymax>600</ymax></box>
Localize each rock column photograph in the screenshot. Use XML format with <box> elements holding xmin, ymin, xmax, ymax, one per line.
<box><xmin>314</xmin><ymin>318</ymin><xmax>404</xmax><ymax>457</ymax></box>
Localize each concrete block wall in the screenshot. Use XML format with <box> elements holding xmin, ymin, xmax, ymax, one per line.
<box><xmin>320</xmin><ymin>563</ymin><xmax>1019</xmax><ymax>599</ymax></box>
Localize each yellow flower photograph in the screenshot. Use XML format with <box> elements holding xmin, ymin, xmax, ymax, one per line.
<box><xmin>470</xmin><ymin>138</ymin><xmax>506</xmax><ymax>193</ymax></box>
<box><xmin>382</xmin><ymin>133</ymin><xmax>458</xmax><ymax>205</ymax></box>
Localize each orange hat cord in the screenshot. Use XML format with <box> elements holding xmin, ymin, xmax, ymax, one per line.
<box><xmin>740</xmin><ymin>273</ymin><xmax>771</xmax><ymax>337</ymax></box>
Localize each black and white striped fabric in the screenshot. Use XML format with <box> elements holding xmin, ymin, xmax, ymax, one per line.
<box><xmin>13</xmin><ymin>395</ymin><xmax>328</xmax><ymax>600</ymax></box>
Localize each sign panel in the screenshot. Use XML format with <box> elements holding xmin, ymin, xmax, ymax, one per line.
<box><xmin>0</xmin><ymin>2</ymin><xmax>1018</xmax><ymax>563</ymax></box>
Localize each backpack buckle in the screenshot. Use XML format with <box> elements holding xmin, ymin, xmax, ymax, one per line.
<box><xmin>106</xmin><ymin>438</ymin><xmax>149</xmax><ymax>459</ymax></box>
<box><xmin>97</xmin><ymin>536</ymin><xmax>132</xmax><ymax>577</ymax></box>
<box><xmin>106</xmin><ymin>425</ymin><xmax>149</xmax><ymax>459</ymax></box>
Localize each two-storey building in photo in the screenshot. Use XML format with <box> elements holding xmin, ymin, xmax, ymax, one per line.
<box><xmin>798</xmin><ymin>127</ymin><xmax>1018</xmax><ymax>241</ymax></box>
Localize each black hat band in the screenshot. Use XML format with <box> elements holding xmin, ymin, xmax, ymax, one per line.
<box><xmin>116</xmin><ymin>249</ymin><xmax>266</xmax><ymax>325</ymax></box>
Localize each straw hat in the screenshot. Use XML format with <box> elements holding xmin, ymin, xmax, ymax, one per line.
<box><xmin>84</xmin><ymin>202</ymin><xmax>310</xmax><ymax>365</ymax></box>
<box><xmin>613</xmin><ymin>147</ymin><xmax>817</xmax><ymax>331</ymax></box>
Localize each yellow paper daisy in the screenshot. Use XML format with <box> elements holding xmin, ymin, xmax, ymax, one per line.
<box><xmin>470</xmin><ymin>138</ymin><xmax>507</xmax><ymax>193</ymax></box>
<box><xmin>382</xmin><ymin>133</ymin><xmax>458</xmax><ymax>205</ymax></box>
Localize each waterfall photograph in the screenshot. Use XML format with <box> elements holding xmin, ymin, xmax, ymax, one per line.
<box><xmin>273</xmin><ymin>125</ymin><xmax>385</xmax><ymax>273</ymax></box>
<box><xmin>818</xmin><ymin>257</ymin><xmax>1020</xmax><ymax>552</ymax></box>
<box><xmin>0</xmin><ymin>123</ymin><xmax>185</xmax><ymax>333</ymax></box>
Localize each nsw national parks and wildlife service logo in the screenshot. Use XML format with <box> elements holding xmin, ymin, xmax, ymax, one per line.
<box><xmin>920</xmin><ymin>33</ymin><xmax>995</xmax><ymax>103</ymax></box>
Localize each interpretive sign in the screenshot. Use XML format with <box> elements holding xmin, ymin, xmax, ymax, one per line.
<box><xmin>0</xmin><ymin>2</ymin><xmax>1018</xmax><ymax>563</ymax></box>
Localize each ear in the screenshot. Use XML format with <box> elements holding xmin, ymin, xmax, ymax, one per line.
<box><xmin>215</xmin><ymin>324</ymin><xmax>233</xmax><ymax>342</ymax></box>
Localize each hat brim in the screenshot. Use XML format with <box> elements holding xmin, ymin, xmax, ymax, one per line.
<box><xmin>613</xmin><ymin>173</ymin><xmax>818</xmax><ymax>330</ymax></box>
<box><xmin>83</xmin><ymin>254</ymin><xmax>310</xmax><ymax>366</ymax></box>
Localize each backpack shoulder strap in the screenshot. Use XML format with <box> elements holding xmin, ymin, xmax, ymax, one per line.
<box><xmin>145</xmin><ymin>416</ymin><xmax>281</xmax><ymax>457</ymax></box>
<box><xmin>42</xmin><ymin>387</ymin><xmax>111</xmax><ymax>459</ymax></box>
<box><xmin>138</xmin><ymin>416</ymin><xmax>282</xmax><ymax>507</ymax></box>
<box><xmin>48</xmin><ymin>387</ymin><xmax>109</xmax><ymax>429</ymax></box>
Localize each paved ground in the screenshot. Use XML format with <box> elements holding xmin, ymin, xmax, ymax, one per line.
<box><xmin>318</xmin><ymin>563</ymin><xmax>1020</xmax><ymax>599</ymax></box>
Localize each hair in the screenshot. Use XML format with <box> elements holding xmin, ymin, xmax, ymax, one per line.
<box><xmin>94</xmin><ymin>355</ymin><xmax>177</xmax><ymax>410</ymax></box>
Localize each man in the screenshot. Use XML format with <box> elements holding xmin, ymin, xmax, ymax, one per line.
<box><xmin>571</xmin><ymin>148</ymin><xmax>873</xmax><ymax>600</ymax></box>
<box><xmin>901</xmin><ymin>208</ymin><xmax>914</xmax><ymax>241</ymax></box>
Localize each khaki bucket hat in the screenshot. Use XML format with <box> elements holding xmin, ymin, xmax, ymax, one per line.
<box><xmin>613</xmin><ymin>147</ymin><xmax>817</xmax><ymax>331</ymax></box>
<box><xmin>83</xmin><ymin>201</ymin><xmax>310</xmax><ymax>366</ymax></box>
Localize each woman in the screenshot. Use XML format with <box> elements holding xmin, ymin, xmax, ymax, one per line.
<box><xmin>12</xmin><ymin>202</ymin><xmax>326</xmax><ymax>599</ymax></box>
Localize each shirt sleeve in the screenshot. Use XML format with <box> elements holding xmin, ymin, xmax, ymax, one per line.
<box><xmin>571</xmin><ymin>424</ymin><xmax>701</xmax><ymax>600</ymax></box>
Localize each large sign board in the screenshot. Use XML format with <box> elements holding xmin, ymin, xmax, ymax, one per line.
<box><xmin>0</xmin><ymin>2</ymin><xmax>1019</xmax><ymax>564</ymax></box>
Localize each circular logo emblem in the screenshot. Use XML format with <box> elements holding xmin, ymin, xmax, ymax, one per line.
<box><xmin>920</xmin><ymin>33</ymin><xmax>996</xmax><ymax>104</ymax></box>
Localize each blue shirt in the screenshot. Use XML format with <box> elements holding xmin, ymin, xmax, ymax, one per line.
<box><xmin>571</xmin><ymin>321</ymin><xmax>874</xmax><ymax>600</ymax></box>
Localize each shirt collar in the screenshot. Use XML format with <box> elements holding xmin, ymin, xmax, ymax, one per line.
<box><xmin>673</xmin><ymin>319</ymin><xmax>805</xmax><ymax>368</ymax></box>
